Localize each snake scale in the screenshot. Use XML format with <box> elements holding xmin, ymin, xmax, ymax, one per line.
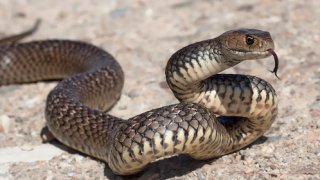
<box><xmin>0</xmin><ymin>21</ymin><xmax>278</xmax><ymax>175</ymax></box>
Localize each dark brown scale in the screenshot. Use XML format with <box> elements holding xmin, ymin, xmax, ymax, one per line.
<box><xmin>156</xmin><ymin>125</ymin><xmax>166</xmax><ymax>135</ymax></box>
<box><xmin>178</xmin><ymin>121</ymin><xmax>189</xmax><ymax>130</ymax></box>
<box><xmin>144</xmin><ymin>130</ymin><xmax>155</xmax><ymax>139</ymax></box>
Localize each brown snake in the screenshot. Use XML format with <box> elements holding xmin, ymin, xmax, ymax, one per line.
<box><xmin>0</xmin><ymin>21</ymin><xmax>278</xmax><ymax>175</ymax></box>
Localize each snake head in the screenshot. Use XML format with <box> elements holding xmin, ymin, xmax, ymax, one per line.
<box><xmin>219</xmin><ymin>29</ymin><xmax>279</xmax><ymax>78</ymax></box>
<box><xmin>219</xmin><ymin>29</ymin><xmax>275</xmax><ymax>61</ymax></box>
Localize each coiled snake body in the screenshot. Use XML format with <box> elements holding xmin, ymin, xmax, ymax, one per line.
<box><xmin>0</xmin><ymin>23</ymin><xmax>278</xmax><ymax>175</ymax></box>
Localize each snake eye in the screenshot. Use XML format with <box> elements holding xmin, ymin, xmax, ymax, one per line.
<box><xmin>246</xmin><ymin>35</ymin><xmax>255</xmax><ymax>45</ymax></box>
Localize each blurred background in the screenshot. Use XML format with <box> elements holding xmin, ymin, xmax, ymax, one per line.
<box><xmin>0</xmin><ymin>0</ymin><xmax>319</xmax><ymax>179</ymax></box>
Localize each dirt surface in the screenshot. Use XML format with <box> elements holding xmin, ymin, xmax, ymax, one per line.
<box><xmin>0</xmin><ymin>0</ymin><xmax>319</xmax><ymax>179</ymax></box>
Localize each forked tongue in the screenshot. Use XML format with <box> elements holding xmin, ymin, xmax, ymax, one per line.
<box><xmin>268</xmin><ymin>49</ymin><xmax>280</xmax><ymax>79</ymax></box>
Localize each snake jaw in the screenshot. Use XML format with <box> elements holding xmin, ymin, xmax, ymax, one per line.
<box><xmin>222</xmin><ymin>48</ymin><xmax>272</xmax><ymax>63</ymax></box>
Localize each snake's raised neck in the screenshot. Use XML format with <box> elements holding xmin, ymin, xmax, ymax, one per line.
<box><xmin>166</xmin><ymin>29</ymin><xmax>275</xmax><ymax>90</ymax></box>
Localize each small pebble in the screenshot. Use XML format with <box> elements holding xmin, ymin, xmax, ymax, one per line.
<box><xmin>0</xmin><ymin>115</ymin><xmax>13</xmax><ymax>133</ymax></box>
<box><xmin>235</xmin><ymin>154</ymin><xmax>242</xmax><ymax>161</ymax></box>
<box><xmin>261</xmin><ymin>144</ymin><xmax>275</xmax><ymax>155</ymax></box>
<box><xmin>245</xmin><ymin>157</ymin><xmax>253</xmax><ymax>164</ymax></box>
<box><xmin>21</xmin><ymin>144</ymin><xmax>34</xmax><ymax>151</ymax></box>
<box><xmin>25</xmin><ymin>97</ymin><xmax>41</xmax><ymax>107</ymax></box>
<box><xmin>73</xmin><ymin>154</ymin><xmax>84</xmax><ymax>163</ymax></box>
<box><xmin>245</xmin><ymin>168</ymin><xmax>253</xmax><ymax>174</ymax></box>
<box><xmin>159</xmin><ymin>81</ymin><xmax>170</xmax><ymax>89</ymax></box>
<box><xmin>127</xmin><ymin>89</ymin><xmax>139</xmax><ymax>98</ymax></box>
<box><xmin>118</xmin><ymin>105</ymin><xmax>127</xmax><ymax>110</ymax></box>
<box><xmin>144</xmin><ymin>8</ymin><xmax>154</xmax><ymax>17</ymax></box>
<box><xmin>196</xmin><ymin>170</ymin><xmax>207</xmax><ymax>180</ymax></box>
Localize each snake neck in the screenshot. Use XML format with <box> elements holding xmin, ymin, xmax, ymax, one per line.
<box><xmin>165</xmin><ymin>39</ymin><xmax>278</xmax><ymax>155</ymax></box>
<box><xmin>165</xmin><ymin>38</ymin><xmax>237</xmax><ymax>101</ymax></box>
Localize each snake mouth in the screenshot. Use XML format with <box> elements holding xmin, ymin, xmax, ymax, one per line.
<box><xmin>267</xmin><ymin>49</ymin><xmax>280</xmax><ymax>79</ymax></box>
<box><xmin>231</xmin><ymin>48</ymin><xmax>280</xmax><ymax>79</ymax></box>
<box><xmin>227</xmin><ymin>47</ymin><xmax>272</xmax><ymax>56</ymax></box>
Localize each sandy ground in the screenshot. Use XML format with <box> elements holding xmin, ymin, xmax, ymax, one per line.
<box><xmin>0</xmin><ymin>0</ymin><xmax>319</xmax><ymax>179</ymax></box>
